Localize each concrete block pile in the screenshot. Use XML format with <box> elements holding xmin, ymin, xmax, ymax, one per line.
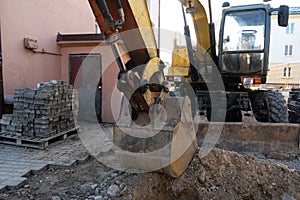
<box><xmin>0</xmin><ymin>80</ymin><xmax>78</xmax><ymax>138</ymax></box>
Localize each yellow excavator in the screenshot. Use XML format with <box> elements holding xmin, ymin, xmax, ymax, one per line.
<box><xmin>88</xmin><ymin>0</ymin><xmax>289</xmax><ymax>177</ymax></box>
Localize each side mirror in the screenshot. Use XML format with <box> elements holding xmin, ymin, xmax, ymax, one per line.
<box><xmin>278</xmin><ymin>5</ymin><xmax>289</xmax><ymax>27</ymax></box>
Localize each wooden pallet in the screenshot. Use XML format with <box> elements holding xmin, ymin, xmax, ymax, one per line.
<box><xmin>0</xmin><ymin>126</ymin><xmax>80</xmax><ymax>149</ymax></box>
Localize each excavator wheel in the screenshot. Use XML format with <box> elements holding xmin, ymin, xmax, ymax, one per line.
<box><xmin>113</xmin><ymin>96</ymin><xmax>198</xmax><ymax>177</ymax></box>
<box><xmin>252</xmin><ymin>91</ymin><xmax>288</xmax><ymax>123</ymax></box>
<box><xmin>288</xmin><ymin>89</ymin><xmax>300</xmax><ymax>123</ymax></box>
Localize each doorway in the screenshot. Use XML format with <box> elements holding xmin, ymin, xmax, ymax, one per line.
<box><xmin>69</xmin><ymin>54</ymin><xmax>102</xmax><ymax>122</ymax></box>
<box><xmin>0</xmin><ymin>23</ymin><xmax>4</xmax><ymax>117</ymax></box>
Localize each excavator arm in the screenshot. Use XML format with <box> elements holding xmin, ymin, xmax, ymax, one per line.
<box><xmin>89</xmin><ymin>0</ymin><xmax>163</xmax><ymax>114</ymax></box>
<box><xmin>179</xmin><ymin>0</ymin><xmax>211</xmax><ymax>53</ymax></box>
<box><xmin>88</xmin><ymin>0</ymin><xmax>199</xmax><ymax>177</ymax></box>
<box><xmin>89</xmin><ymin>0</ymin><xmax>213</xmax><ymax>111</ymax></box>
<box><xmin>89</xmin><ymin>0</ymin><xmax>157</xmax><ymax>64</ymax></box>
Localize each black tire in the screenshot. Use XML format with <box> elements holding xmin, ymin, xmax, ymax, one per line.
<box><xmin>226</xmin><ymin>110</ymin><xmax>242</xmax><ymax>122</ymax></box>
<box><xmin>252</xmin><ymin>91</ymin><xmax>288</xmax><ymax>123</ymax></box>
<box><xmin>288</xmin><ymin>89</ymin><xmax>300</xmax><ymax>123</ymax></box>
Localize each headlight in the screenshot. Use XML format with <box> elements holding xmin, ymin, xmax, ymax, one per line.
<box><xmin>243</xmin><ymin>78</ymin><xmax>254</xmax><ymax>85</ymax></box>
<box><xmin>174</xmin><ymin>76</ymin><xmax>182</xmax><ymax>82</ymax></box>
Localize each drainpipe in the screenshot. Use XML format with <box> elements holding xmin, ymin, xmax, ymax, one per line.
<box><xmin>0</xmin><ymin>24</ymin><xmax>4</xmax><ymax>118</ymax></box>
<box><xmin>158</xmin><ymin>0</ymin><xmax>161</xmax><ymax>57</ymax></box>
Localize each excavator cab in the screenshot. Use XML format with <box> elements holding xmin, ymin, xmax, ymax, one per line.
<box><xmin>219</xmin><ymin>4</ymin><xmax>289</xmax><ymax>83</ymax></box>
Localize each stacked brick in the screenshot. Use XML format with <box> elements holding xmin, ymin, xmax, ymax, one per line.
<box><xmin>0</xmin><ymin>80</ymin><xmax>78</xmax><ymax>138</ymax></box>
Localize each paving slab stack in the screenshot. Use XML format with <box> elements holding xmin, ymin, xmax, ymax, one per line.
<box><xmin>0</xmin><ymin>80</ymin><xmax>79</xmax><ymax>138</ymax></box>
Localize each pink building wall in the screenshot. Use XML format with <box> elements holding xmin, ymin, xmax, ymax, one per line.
<box><xmin>0</xmin><ymin>0</ymin><xmax>95</xmax><ymax>94</ymax></box>
<box><xmin>0</xmin><ymin>0</ymin><xmax>122</xmax><ymax>122</ymax></box>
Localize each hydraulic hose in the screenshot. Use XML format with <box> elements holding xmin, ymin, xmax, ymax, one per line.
<box><xmin>181</xmin><ymin>5</ymin><xmax>199</xmax><ymax>81</ymax></box>
<box><xmin>115</xmin><ymin>0</ymin><xmax>125</xmax><ymax>22</ymax></box>
<box><xmin>95</xmin><ymin>0</ymin><xmax>113</xmax><ymax>21</ymax></box>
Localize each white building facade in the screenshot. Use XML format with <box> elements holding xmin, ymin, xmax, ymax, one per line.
<box><xmin>267</xmin><ymin>7</ymin><xmax>300</xmax><ymax>88</ymax></box>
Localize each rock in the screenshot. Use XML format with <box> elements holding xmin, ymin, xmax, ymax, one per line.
<box><xmin>24</xmin><ymin>185</ymin><xmax>29</xmax><ymax>188</ymax></box>
<box><xmin>266</xmin><ymin>152</ymin><xmax>296</xmax><ymax>161</ymax></box>
<box><xmin>281</xmin><ymin>193</ymin><xmax>296</xmax><ymax>200</ymax></box>
<box><xmin>119</xmin><ymin>183</ymin><xmax>126</xmax><ymax>189</ymax></box>
<box><xmin>248</xmin><ymin>154</ymin><xmax>256</xmax><ymax>160</ymax></box>
<box><xmin>51</xmin><ymin>196</ymin><xmax>61</xmax><ymax>200</ymax></box>
<box><xmin>95</xmin><ymin>188</ymin><xmax>100</xmax><ymax>196</ymax></box>
<box><xmin>94</xmin><ymin>196</ymin><xmax>103</xmax><ymax>200</ymax></box>
<box><xmin>210</xmin><ymin>185</ymin><xmax>218</xmax><ymax>191</ymax></box>
<box><xmin>107</xmin><ymin>184</ymin><xmax>120</xmax><ymax>197</ymax></box>
<box><xmin>198</xmin><ymin>170</ymin><xmax>206</xmax><ymax>184</ymax></box>
<box><xmin>111</xmin><ymin>173</ymin><xmax>118</xmax><ymax>178</ymax></box>
<box><xmin>91</xmin><ymin>184</ymin><xmax>98</xmax><ymax>190</ymax></box>
<box><xmin>120</xmin><ymin>186</ymin><xmax>127</xmax><ymax>195</ymax></box>
<box><xmin>81</xmin><ymin>182</ymin><xmax>93</xmax><ymax>192</ymax></box>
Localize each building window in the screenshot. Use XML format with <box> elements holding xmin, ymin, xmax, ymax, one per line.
<box><xmin>284</xmin><ymin>45</ymin><xmax>293</xmax><ymax>56</ymax></box>
<box><xmin>286</xmin><ymin>23</ymin><xmax>295</xmax><ymax>34</ymax></box>
<box><xmin>283</xmin><ymin>66</ymin><xmax>291</xmax><ymax>77</ymax></box>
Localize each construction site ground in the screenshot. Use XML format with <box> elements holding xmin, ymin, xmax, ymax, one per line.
<box><xmin>0</xmin><ymin>121</ymin><xmax>300</xmax><ymax>200</ymax></box>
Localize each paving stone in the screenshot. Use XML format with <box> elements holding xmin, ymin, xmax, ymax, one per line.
<box><xmin>2</xmin><ymin>177</ymin><xmax>27</xmax><ymax>189</ymax></box>
<box><xmin>0</xmin><ymin>133</ymin><xmax>87</xmax><ymax>191</ymax></box>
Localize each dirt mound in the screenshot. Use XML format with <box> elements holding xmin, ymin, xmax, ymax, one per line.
<box><xmin>132</xmin><ymin>148</ymin><xmax>300</xmax><ymax>200</ymax></box>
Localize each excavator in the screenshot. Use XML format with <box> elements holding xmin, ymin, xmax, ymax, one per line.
<box><xmin>88</xmin><ymin>0</ymin><xmax>290</xmax><ymax>177</ymax></box>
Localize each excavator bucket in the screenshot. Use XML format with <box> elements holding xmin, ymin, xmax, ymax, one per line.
<box><xmin>113</xmin><ymin>96</ymin><xmax>198</xmax><ymax>177</ymax></box>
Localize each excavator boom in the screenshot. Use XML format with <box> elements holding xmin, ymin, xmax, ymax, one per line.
<box><xmin>88</xmin><ymin>0</ymin><xmax>198</xmax><ymax>177</ymax></box>
<box><xmin>89</xmin><ymin>0</ymin><xmax>157</xmax><ymax>68</ymax></box>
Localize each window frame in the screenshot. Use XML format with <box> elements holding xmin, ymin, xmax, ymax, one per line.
<box><xmin>284</xmin><ymin>45</ymin><xmax>293</xmax><ymax>56</ymax></box>
<box><xmin>286</xmin><ymin>23</ymin><xmax>295</xmax><ymax>34</ymax></box>
<box><xmin>283</xmin><ymin>66</ymin><xmax>292</xmax><ymax>78</ymax></box>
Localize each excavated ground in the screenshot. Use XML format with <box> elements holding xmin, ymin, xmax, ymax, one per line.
<box><xmin>1</xmin><ymin>147</ymin><xmax>300</xmax><ymax>200</ymax></box>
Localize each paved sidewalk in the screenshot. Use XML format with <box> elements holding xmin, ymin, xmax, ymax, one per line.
<box><xmin>0</xmin><ymin>129</ymin><xmax>90</xmax><ymax>192</ymax></box>
<box><xmin>0</xmin><ymin>144</ymin><xmax>55</xmax><ymax>191</ymax></box>
<box><xmin>0</xmin><ymin>121</ymin><xmax>114</xmax><ymax>192</ymax></box>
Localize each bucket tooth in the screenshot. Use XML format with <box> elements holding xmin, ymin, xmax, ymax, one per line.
<box><xmin>113</xmin><ymin>96</ymin><xmax>198</xmax><ymax>177</ymax></box>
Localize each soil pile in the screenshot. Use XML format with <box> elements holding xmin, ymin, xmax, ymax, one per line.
<box><xmin>132</xmin><ymin>148</ymin><xmax>300</xmax><ymax>200</ymax></box>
